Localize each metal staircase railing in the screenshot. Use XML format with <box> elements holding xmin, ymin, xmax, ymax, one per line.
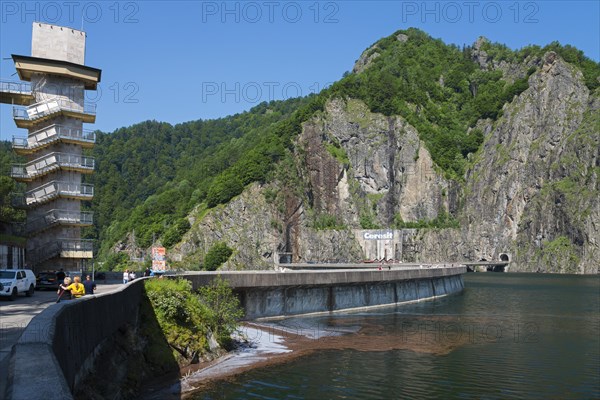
<box><xmin>0</xmin><ymin>79</ymin><xmax>32</xmax><ymax>95</ymax></box>
<box><xmin>26</xmin><ymin>210</ymin><xmax>93</xmax><ymax>234</ymax></box>
<box><xmin>12</xmin><ymin>124</ymin><xmax>96</xmax><ymax>152</ymax></box>
<box><xmin>13</xmin><ymin>97</ymin><xmax>96</xmax><ymax>121</ymax></box>
<box><xmin>28</xmin><ymin>239</ymin><xmax>94</xmax><ymax>266</ymax></box>
<box><xmin>11</xmin><ymin>152</ymin><xmax>95</xmax><ymax>180</ymax></box>
<box><xmin>12</xmin><ymin>181</ymin><xmax>94</xmax><ymax>207</ymax></box>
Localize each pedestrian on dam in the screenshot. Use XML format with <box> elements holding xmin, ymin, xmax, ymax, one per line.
<box><xmin>61</xmin><ymin>276</ymin><xmax>85</xmax><ymax>299</ymax></box>
<box><xmin>56</xmin><ymin>276</ymin><xmax>72</xmax><ymax>302</ymax></box>
<box><xmin>123</xmin><ymin>269</ymin><xmax>129</xmax><ymax>284</ymax></box>
<box><xmin>83</xmin><ymin>275</ymin><xmax>96</xmax><ymax>295</ymax></box>
<box><xmin>129</xmin><ymin>270</ymin><xmax>136</xmax><ymax>281</ymax></box>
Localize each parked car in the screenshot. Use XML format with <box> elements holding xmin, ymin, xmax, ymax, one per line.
<box><xmin>36</xmin><ymin>271</ymin><xmax>61</xmax><ymax>290</ymax></box>
<box><xmin>0</xmin><ymin>269</ymin><xmax>36</xmax><ymax>300</ymax></box>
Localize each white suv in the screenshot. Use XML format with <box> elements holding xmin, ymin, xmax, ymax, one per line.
<box><xmin>0</xmin><ymin>269</ymin><xmax>36</xmax><ymax>300</ymax></box>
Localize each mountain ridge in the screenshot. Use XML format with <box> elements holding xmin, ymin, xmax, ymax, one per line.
<box><xmin>1</xmin><ymin>28</ymin><xmax>598</xmax><ymax>273</ymax></box>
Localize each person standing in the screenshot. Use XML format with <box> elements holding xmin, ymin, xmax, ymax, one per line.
<box><xmin>61</xmin><ymin>276</ymin><xmax>85</xmax><ymax>298</ymax></box>
<box><xmin>83</xmin><ymin>275</ymin><xmax>96</xmax><ymax>295</ymax></box>
<box><xmin>123</xmin><ymin>269</ymin><xmax>129</xmax><ymax>284</ymax></box>
<box><xmin>57</xmin><ymin>276</ymin><xmax>72</xmax><ymax>302</ymax></box>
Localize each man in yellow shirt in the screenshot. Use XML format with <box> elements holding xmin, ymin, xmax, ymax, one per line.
<box><xmin>61</xmin><ymin>276</ymin><xmax>86</xmax><ymax>298</ymax></box>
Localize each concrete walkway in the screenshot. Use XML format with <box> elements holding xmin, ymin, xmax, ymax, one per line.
<box><xmin>0</xmin><ymin>282</ymin><xmax>122</xmax><ymax>396</ymax></box>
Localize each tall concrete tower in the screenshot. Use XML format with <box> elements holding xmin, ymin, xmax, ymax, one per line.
<box><xmin>0</xmin><ymin>23</ymin><xmax>101</xmax><ymax>271</ymax></box>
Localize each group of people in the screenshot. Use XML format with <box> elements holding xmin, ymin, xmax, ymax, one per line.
<box><xmin>123</xmin><ymin>269</ymin><xmax>137</xmax><ymax>284</ymax></box>
<box><xmin>55</xmin><ymin>267</ymin><xmax>152</xmax><ymax>302</ymax></box>
<box><xmin>56</xmin><ymin>272</ymin><xmax>96</xmax><ymax>302</ymax></box>
<box><xmin>123</xmin><ymin>268</ymin><xmax>154</xmax><ymax>283</ymax></box>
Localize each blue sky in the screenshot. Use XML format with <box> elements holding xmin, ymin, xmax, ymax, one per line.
<box><xmin>0</xmin><ymin>1</ymin><xmax>598</xmax><ymax>140</ymax></box>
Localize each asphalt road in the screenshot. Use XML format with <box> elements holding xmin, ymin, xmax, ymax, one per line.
<box><xmin>0</xmin><ymin>282</ymin><xmax>123</xmax><ymax>395</ymax></box>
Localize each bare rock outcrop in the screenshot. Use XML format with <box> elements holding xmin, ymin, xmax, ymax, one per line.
<box><xmin>420</xmin><ymin>53</ymin><xmax>598</xmax><ymax>273</ymax></box>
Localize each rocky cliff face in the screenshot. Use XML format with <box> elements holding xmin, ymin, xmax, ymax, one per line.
<box><xmin>419</xmin><ymin>52</ymin><xmax>598</xmax><ymax>273</ymax></box>
<box><xmin>176</xmin><ymin>51</ymin><xmax>598</xmax><ymax>274</ymax></box>
<box><xmin>298</xmin><ymin>98</ymin><xmax>450</xmax><ymax>226</ymax></box>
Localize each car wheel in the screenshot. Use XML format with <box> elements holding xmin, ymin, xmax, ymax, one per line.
<box><xmin>26</xmin><ymin>284</ymin><xmax>35</xmax><ymax>297</ymax></box>
<box><xmin>9</xmin><ymin>287</ymin><xmax>18</xmax><ymax>301</ymax></box>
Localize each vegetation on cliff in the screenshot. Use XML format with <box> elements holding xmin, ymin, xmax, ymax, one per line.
<box><xmin>144</xmin><ymin>277</ymin><xmax>243</xmax><ymax>364</ymax></box>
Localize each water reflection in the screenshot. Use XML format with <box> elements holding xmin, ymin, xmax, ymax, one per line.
<box><xmin>187</xmin><ymin>273</ymin><xmax>599</xmax><ymax>399</ymax></box>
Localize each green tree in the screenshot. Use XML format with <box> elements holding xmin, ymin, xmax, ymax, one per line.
<box><xmin>198</xmin><ymin>277</ymin><xmax>244</xmax><ymax>346</ymax></box>
<box><xmin>145</xmin><ymin>278</ymin><xmax>210</xmax><ymax>362</ymax></box>
<box><xmin>162</xmin><ymin>218</ymin><xmax>191</xmax><ymax>248</ymax></box>
<box><xmin>205</xmin><ymin>173</ymin><xmax>244</xmax><ymax>208</ymax></box>
<box><xmin>203</xmin><ymin>242</ymin><xmax>234</xmax><ymax>271</ymax></box>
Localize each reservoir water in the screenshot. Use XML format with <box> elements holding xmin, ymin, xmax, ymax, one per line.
<box><xmin>191</xmin><ymin>273</ymin><xmax>600</xmax><ymax>399</ymax></box>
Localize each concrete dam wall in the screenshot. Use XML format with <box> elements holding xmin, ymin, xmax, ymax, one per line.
<box><xmin>5</xmin><ymin>266</ymin><xmax>465</xmax><ymax>399</ymax></box>
<box><xmin>181</xmin><ymin>265</ymin><xmax>466</xmax><ymax>319</ymax></box>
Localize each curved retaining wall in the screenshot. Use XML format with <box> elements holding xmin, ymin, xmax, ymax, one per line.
<box><xmin>5</xmin><ymin>279</ymin><xmax>146</xmax><ymax>400</ymax></box>
<box><xmin>182</xmin><ymin>266</ymin><xmax>466</xmax><ymax>319</ymax></box>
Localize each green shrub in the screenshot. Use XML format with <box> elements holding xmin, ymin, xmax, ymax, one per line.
<box><xmin>325</xmin><ymin>143</ymin><xmax>350</xmax><ymax>165</ymax></box>
<box><xmin>204</xmin><ymin>242</ymin><xmax>233</xmax><ymax>271</ymax></box>
<box><xmin>198</xmin><ymin>277</ymin><xmax>244</xmax><ymax>347</ymax></box>
<box><xmin>359</xmin><ymin>213</ymin><xmax>380</xmax><ymax>229</ymax></box>
<box><xmin>145</xmin><ymin>278</ymin><xmax>210</xmax><ymax>362</ymax></box>
<box><xmin>103</xmin><ymin>252</ymin><xmax>130</xmax><ymax>271</ymax></box>
<box><xmin>145</xmin><ymin>277</ymin><xmax>243</xmax><ymax>357</ymax></box>
<box><xmin>162</xmin><ymin>218</ymin><xmax>191</xmax><ymax>248</ymax></box>
<box><xmin>206</xmin><ymin>173</ymin><xmax>244</xmax><ymax>208</ymax></box>
<box><xmin>313</xmin><ymin>213</ymin><xmax>346</xmax><ymax>230</ymax></box>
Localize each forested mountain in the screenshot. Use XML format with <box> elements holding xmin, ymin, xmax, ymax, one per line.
<box><xmin>1</xmin><ymin>28</ymin><xmax>598</xmax><ymax>273</ymax></box>
<box><xmin>88</xmin><ymin>96</ymin><xmax>311</xmax><ymax>260</ymax></box>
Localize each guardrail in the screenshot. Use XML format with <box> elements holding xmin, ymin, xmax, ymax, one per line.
<box><xmin>11</xmin><ymin>152</ymin><xmax>95</xmax><ymax>179</ymax></box>
<box><xmin>19</xmin><ymin>181</ymin><xmax>94</xmax><ymax>206</ymax></box>
<box><xmin>26</xmin><ymin>210</ymin><xmax>93</xmax><ymax>233</ymax></box>
<box><xmin>28</xmin><ymin>239</ymin><xmax>94</xmax><ymax>266</ymax></box>
<box><xmin>12</xmin><ymin>125</ymin><xmax>96</xmax><ymax>151</ymax></box>
<box><xmin>13</xmin><ymin>97</ymin><xmax>96</xmax><ymax>121</ymax></box>
<box><xmin>0</xmin><ymin>80</ymin><xmax>32</xmax><ymax>94</ymax></box>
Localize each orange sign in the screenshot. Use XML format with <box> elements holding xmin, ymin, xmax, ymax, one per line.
<box><xmin>152</xmin><ymin>247</ymin><xmax>166</xmax><ymax>271</ymax></box>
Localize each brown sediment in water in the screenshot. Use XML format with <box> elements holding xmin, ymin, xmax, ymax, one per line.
<box><xmin>170</xmin><ymin>314</ymin><xmax>487</xmax><ymax>399</ymax></box>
